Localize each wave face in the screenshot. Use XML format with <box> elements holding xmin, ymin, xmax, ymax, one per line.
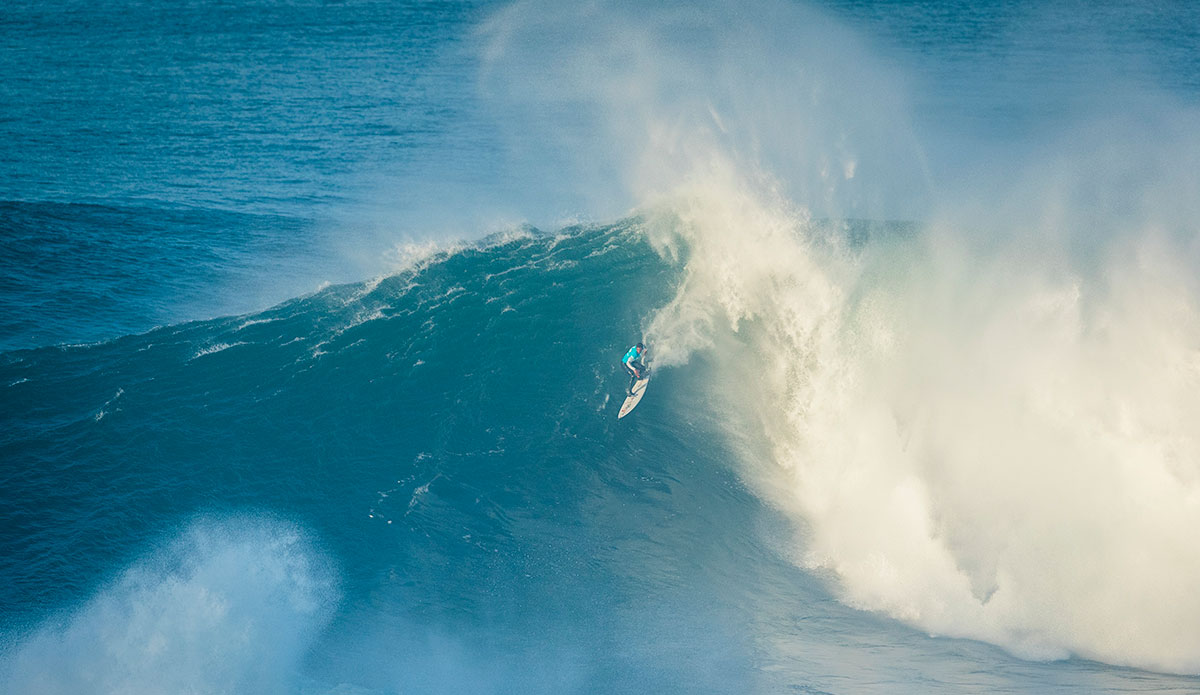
<box><xmin>5</xmin><ymin>222</ymin><xmax>1200</xmax><ymax>693</ymax></box>
<box><xmin>1</xmin><ymin>225</ymin><xmax>781</xmax><ymax>693</ymax></box>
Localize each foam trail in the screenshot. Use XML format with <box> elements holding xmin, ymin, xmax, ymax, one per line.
<box><xmin>0</xmin><ymin>515</ymin><xmax>339</xmax><ymax>694</ymax></box>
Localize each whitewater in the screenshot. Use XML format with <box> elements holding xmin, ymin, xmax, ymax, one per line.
<box><xmin>4</xmin><ymin>0</ymin><xmax>1200</xmax><ymax>693</ymax></box>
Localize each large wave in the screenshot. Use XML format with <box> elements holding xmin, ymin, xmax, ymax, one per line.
<box><xmin>5</xmin><ymin>0</ymin><xmax>1200</xmax><ymax>685</ymax></box>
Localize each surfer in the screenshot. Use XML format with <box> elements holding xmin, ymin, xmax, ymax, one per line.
<box><xmin>622</xmin><ymin>343</ymin><xmax>649</xmax><ymax>396</ymax></box>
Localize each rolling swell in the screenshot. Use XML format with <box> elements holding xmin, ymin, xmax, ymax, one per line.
<box><xmin>0</xmin><ymin>199</ymin><xmax>323</xmax><ymax>352</ymax></box>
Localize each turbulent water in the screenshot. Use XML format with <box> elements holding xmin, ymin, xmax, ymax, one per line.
<box><xmin>5</xmin><ymin>1</ymin><xmax>1200</xmax><ymax>693</ymax></box>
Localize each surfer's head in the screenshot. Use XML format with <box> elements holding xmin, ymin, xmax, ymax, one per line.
<box><xmin>636</xmin><ymin>343</ymin><xmax>645</xmax><ymax>352</ymax></box>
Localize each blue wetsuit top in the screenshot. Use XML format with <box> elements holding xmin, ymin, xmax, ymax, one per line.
<box><xmin>622</xmin><ymin>346</ymin><xmax>642</xmax><ymax>365</ymax></box>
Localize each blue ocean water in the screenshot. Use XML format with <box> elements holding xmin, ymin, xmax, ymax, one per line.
<box><xmin>4</xmin><ymin>1</ymin><xmax>1200</xmax><ymax>693</ymax></box>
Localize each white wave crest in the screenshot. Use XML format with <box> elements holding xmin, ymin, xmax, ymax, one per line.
<box><xmin>0</xmin><ymin>515</ymin><xmax>340</xmax><ymax>694</ymax></box>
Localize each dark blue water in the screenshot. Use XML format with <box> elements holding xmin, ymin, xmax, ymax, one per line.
<box><xmin>5</xmin><ymin>1</ymin><xmax>1200</xmax><ymax>693</ymax></box>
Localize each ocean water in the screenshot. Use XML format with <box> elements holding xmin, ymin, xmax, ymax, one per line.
<box><xmin>4</xmin><ymin>1</ymin><xmax>1200</xmax><ymax>693</ymax></box>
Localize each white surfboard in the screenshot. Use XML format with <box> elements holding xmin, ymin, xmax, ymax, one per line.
<box><xmin>618</xmin><ymin>376</ymin><xmax>650</xmax><ymax>419</ymax></box>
